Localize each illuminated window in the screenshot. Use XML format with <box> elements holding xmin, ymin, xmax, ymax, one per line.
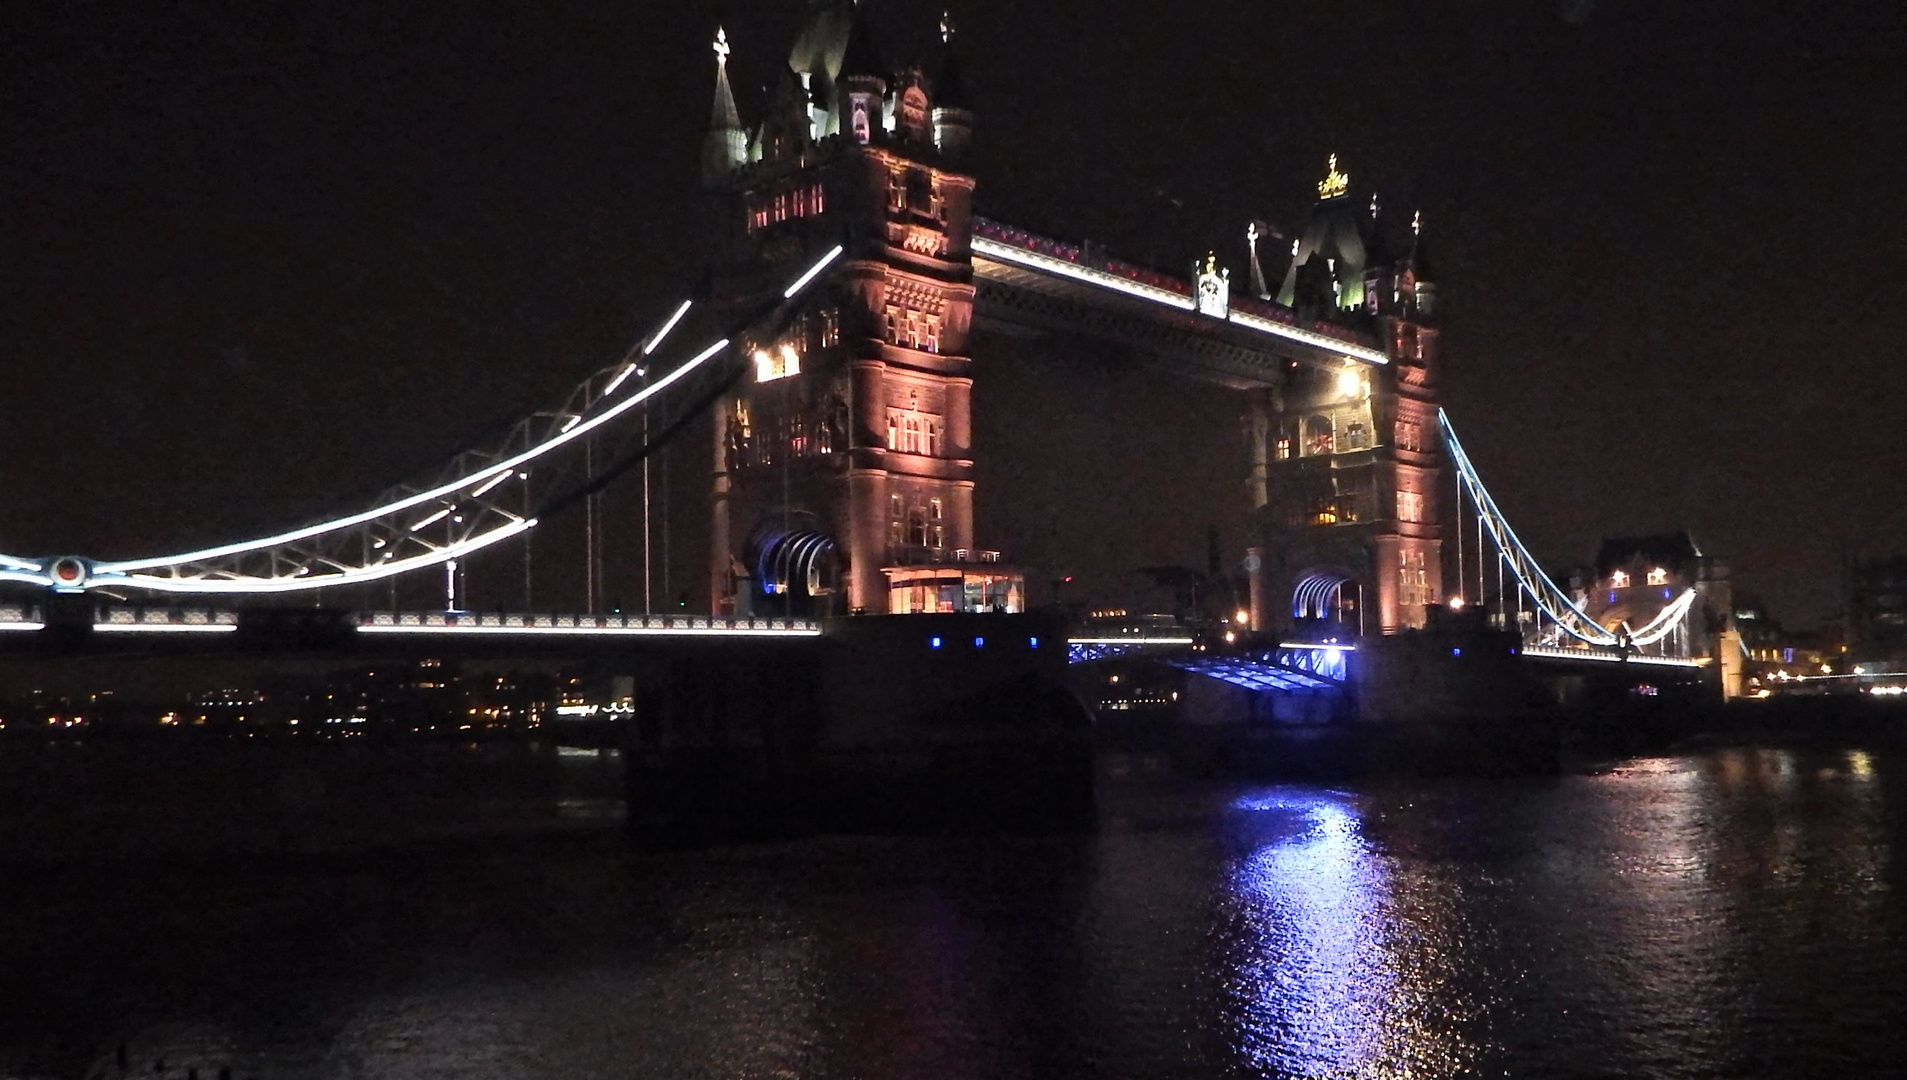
<box><xmin>884</xmin><ymin>305</ymin><xmax>902</xmax><ymax>344</ymax></box>
<box><xmin>930</xmin><ymin>498</ymin><xmax>943</xmax><ymax>521</ymax></box>
<box><xmin>1342</xmin><ymin>420</ymin><xmax>1371</xmax><ymax>450</ymax></box>
<box><xmin>1275</xmin><ymin>437</ymin><xmax>1292</xmax><ymax>461</ymax></box>
<box><xmin>924</xmin><ymin>314</ymin><xmax>940</xmax><ymax>353</ymax></box>
<box><xmin>819</xmin><ymin>308</ymin><xmax>839</xmax><ymax>347</ymax></box>
<box><xmin>1611</xmin><ymin>569</ymin><xmax>1630</xmax><ymax>588</ymax></box>
<box><xmin>1647</xmin><ymin>567</ymin><xmax>1668</xmax><ymax>586</ymax></box>
<box><xmin>885</xmin><ymin>408</ymin><xmax>944</xmax><ymax>455</ymax></box>
<box><xmin>753</xmin><ymin>344</ymin><xmax>800</xmax><ymax>383</ymax></box>
<box><xmin>1397</xmin><ymin>490</ymin><xmax>1423</xmax><ymax>523</ymax></box>
<box><xmin>1304</xmin><ymin>415</ymin><xmax>1334</xmax><ymax>456</ymax></box>
<box><xmin>1396</xmin><ymin>418</ymin><xmax>1423</xmax><ymax>453</ymax></box>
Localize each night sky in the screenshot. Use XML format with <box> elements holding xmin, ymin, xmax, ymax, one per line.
<box><xmin>6</xmin><ymin>1</ymin><xmax>1903</xmax><ymax>624</ymax></box>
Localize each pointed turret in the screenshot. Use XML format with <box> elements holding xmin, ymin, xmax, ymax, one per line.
<box><xmin>702</xmin><ymin>27</ymin><xmax>748</xmax><ymax>187</ymax></box>
<box><xmin>1400</xmin><ymin>210</ymin><xmax>1436</xmax><ymax>318</ymax></box>
<box><xmin>931</xmin><ymin>10</ymin><xmax>973</xmax><ymax>158</ymax></box>
<box><xmin>838</xmin><ymin>1</ymin><xmax>890</xmax><ymax>144</ymax></box>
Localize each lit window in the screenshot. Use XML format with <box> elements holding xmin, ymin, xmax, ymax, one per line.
<box><xmin>1275</xmin><ymin>437</ymin><xmax>1292</xmax><ymax>461</ymax></box>
<box><xmin>1611</xmin><ymin>569</ymin><xmax>1630</xmax><ymax>588</ymax></box>
<box><xmin>1397</xmin><ymin>491</ymin><xmax>1423</xmax><ymax>523</ymax></box>
<box><xmin>930</xmin><ymin>498</ymin><xmax>943</xmax><ymax>521</ymax></box>
<box><xmin>1647</xmin><ymin>567</ymin><xmax>1668</xmax><ymax>586</ymax></box>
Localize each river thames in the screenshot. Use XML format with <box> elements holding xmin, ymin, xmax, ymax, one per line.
<box><xmin>2</xmin><ymin>740</ymin><xmax>1902</xmax><ymax>1078</ymax></box>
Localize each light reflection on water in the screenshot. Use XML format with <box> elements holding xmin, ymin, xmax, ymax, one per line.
<box><xmin>6</xmin><ymin>743</ymin><xmax>1907</xmax><ymax>1078</ymax></box>
<box><xmin>1222</xmin><ymin>791</ymin><xmax>1480</xmax><ymax>1078</ymax></box>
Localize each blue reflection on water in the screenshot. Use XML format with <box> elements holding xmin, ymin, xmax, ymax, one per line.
<box><xmin>1225</xmin><ymin>790</ymin><xmax>1399</xmax><ymax>1078</ymax></box>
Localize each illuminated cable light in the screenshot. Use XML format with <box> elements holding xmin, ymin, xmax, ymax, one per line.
<box><xmin>642</xmin><ymin>299</ymin><xmax>693</xmax><ymax>356</ymax></box>
<box><xmin>1440</xmin><ymin>410</ymin><xmax>1618</xmax><ymax>646</ymax></box>
<box><xmin>0</xmin><ymin>621</ymin><xmax>45</xmax><ymax>632</ymax></box>
<box><xmin>559</xmin><ymin>415</ymin><xmax>582</xmax><ymax>433</ymax></box>
<box><xmin>86</xmin><ymin>253</ymin><xmax>795</xmax><ymax>585</ymax></box>
<box><xmin>89</xmin><ymin>325</ymin><xmax>729</xmax><ymax>576</ymax></box>
<box><xmin>409</xmin><ymin>507</ymin><xmax>453</xmax><ymax>532</ymax></box>
<box><xmin>468</xmin><ymin>467</ymin><xmax>513</xmax><ymax>498</ymax></box>
<box><xmin>110</xmin><ymin>519</ymin><xmax>536</xmax><ymax>595</ymax></box>
<box><xmin>782</xmin><ymin>245</ymin><xmax>845</xmax><ymax>299</ymax></box>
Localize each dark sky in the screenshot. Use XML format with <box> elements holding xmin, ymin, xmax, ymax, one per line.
<box><xmin>5</xmin><ymin>0</ymin><xmax>1904</xmax><ymax>624</ymax></box>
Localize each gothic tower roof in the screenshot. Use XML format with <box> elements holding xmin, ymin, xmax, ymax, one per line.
<box><xmin>1277</xmin><ymin>155</ymin><xmax>1370</xmax><ymax>311</ymax></box>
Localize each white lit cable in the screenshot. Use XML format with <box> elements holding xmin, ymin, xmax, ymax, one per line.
<box><xmin>81</xmin><ymin>246</ymin><xmax>828</xmax><ymax>584</ymax></box>
<box><xmin>642</xmin><ymin>299</ymin><xmax>693</xmax><ymax>355</ymax></box>
<box><xmin>112</xmin><ymin>519</ymin><xmax>536</xmax><ymax>594</ymax></box>
<box><xmin>468</xmin><ymin>467</ymin><xmax>513</xmax><ymax>498</ymax></box>
<box><xmin>1440</xmin><ymin>410</ymin><xmax>1618</xmax><ymax>645</ymax></box>
<box><xmin>783</xmin><ymin>245</ymin><xmax>844</xmax><ymax>298</ymax></box>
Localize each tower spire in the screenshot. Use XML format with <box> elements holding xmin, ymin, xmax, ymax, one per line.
<box><xmin>703</xmin><ymin>26</ymin><xmax>748</xmax><ymax>187</ymax></box>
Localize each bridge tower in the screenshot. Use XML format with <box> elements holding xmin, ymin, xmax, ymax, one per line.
<box><xmin>702</xmin><ymin>6</ymin><xmax>1016</xmax><ymax>618</ymax></box>
<box><xmin>1251</xmin><ymin>158</ymin><xmax>1443</xmax><ymax>637</ymax></box>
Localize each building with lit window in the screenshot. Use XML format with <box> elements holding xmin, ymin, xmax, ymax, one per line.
<box><xmin>1249</xmin><ymin>160</ymin><xmax>1443</xmax><ymax>636</ymax></box>
<box><xmin>702</xmin><ymin>6</ymin><xmax>1019</xmax><ymax>617</ymax></box>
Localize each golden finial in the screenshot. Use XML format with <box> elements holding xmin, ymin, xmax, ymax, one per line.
<box><xmin>1369</xmin><ymin>192</ymin><xmax>1380</xmax><ymax>217</ymax></box>
<box><xmin>1317</xmin><ymin>153</ymin><xmax>1349</xmax><ymax>200</ymax></box>
<box><xmin>1204</xmin><ymin>251</ymin><xmax>1219</xmax><ymax>276</ymax></box>
<box><xmin>713</xmin><ymin>26</ymin><xmax>731</xmax><ymax>64</ymax></box>
<box><xmin>1412</xmin><ymin>210</ymin><xmax>1422</xmax><ymax>236</ymax></box>
<box><xmin>940</xmin><ymin>10</ymin><xmax>954</xmax><ymax>43</ymax></box>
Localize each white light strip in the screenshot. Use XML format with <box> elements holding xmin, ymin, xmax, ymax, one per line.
<box><xmin>0</xmin><ymin>621</ymin><xmax>45</xmax><ymax>631</ymax></box>
<box><xmin>94</xmin><ymin>623</ymin><xmax>239</xmax><ymax>634</ymax></box>
<box><xmin>468</xmin><ymin>468</ymin><xmax>512</xmax><ymax>498</ymax></box>
<box><xmin>783</xmin><ymin>245</ymin><xmax>845</xmax><ymax>298</ymax></box>
<box><xmin>642</xmin><ymin>299</ymin><xmax>693</xmax><ymax>356</ymax></box>
<box><xmin>94</xmin><ymin>334</ymin><xmax>724</xmax><ymax>574</ymax></box>
<box><xmin>1069</xmin><ymin>636</ymin><xmax>1195</xmax><ymax>645</ymax></box>
<box><xmin>975</xmin><ymin>238</ymin><xmax>1193</xmax><ymax>309</ymax></box>
<box><xmin>1226</xmin><ymin>309</ymin><xmax>1390</xmax><ymax>365</ymax></box>
<box><xmin>409</xmin><ymin>507</ymin><xmax>453</xmax><ymax>532</ymax></box>
<box><xmin>1441</xmin><ymin>410</ymin><xmax>1619</xmax><ymax>646</ymax></box>
<box><xmin>357</xmin><ymin>623</ymin><xmax>822</xmax><ymax>639</ymax></box>
<box><xmin>0</xmin><ymin>569</ymin><xmax>52</xmax><ymax>588</ymax></box>
<box><xmin>602</xmin><ymin>363</ymin><xmax>640</xmax><ymax>397</ymax></box>
<box><xmin>1624</xmin><ymin>588</ymin><xmax>1699</xmax><ymax>647</ymax></box>
<box><xmin>1278</xmin><ymin>642</ymin><xmax>1357</xmax><ymax>652</ymax></box>
<box><xmin>111</xmin><ymin>519</ymin><xmax>536</xmax><ymax>594</ymax></box>
<box><xmin>973</xmin><ymin>237</ymin><xmax>1391</xmax><ymax>366</ymax></box>
<box><xmin>0</xmin><ymin>555</ymin><xmax>41</xmax><ymax>572</ymax></box>
<box><xmin>90</xmin><ymin>249</ymin><xmax>828</xmax><ymax>580</ymax></box>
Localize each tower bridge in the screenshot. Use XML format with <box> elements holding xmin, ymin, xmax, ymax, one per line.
<box><xmin>2</xmin><ymin>3</ymin><xmax>1740</xmax><ymax>718</ymax></box>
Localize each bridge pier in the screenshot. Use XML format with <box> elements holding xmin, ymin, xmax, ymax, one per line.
<box><xmin>623</xmin><ymin>613</ymin><xmax>1093</xmax><ymax>843</ymax></box>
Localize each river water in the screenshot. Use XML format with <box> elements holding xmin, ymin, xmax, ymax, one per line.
<box><xmin>3</xmin><ymin>741</ymin><xmax>1904</xmax><ymax>1078</ymax></box>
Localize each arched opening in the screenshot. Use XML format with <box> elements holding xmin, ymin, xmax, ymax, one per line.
<box><xmin>1292</xmin><ymin>570</ymin><xmax>1362</xmax><ymax>639</ymax></box>
<box><xmin>747</xmin><ymin>523</ymin><xmax>842</xmax><ymax>618</ymax></box>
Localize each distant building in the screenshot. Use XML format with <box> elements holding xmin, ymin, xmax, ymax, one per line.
<box><xmin>1849</xmin><ymin>554</ymin><xmax>1907</xmax><ymax>666</ymax></box>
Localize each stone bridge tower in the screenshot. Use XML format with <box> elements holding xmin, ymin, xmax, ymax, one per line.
<box><xmin>702</xmin><ymin>6</ymin><xmax>1015</xmax><ymax>617</ymax></box>
<box><xmin>1251</xmin><ymin>157</ymin><xmax>1443</xmax><ymax>637</ymax></box>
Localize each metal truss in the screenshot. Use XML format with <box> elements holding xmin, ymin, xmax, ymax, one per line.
<box><xmin>1169</xmin><ymin>655</ymin><xmax>1342</xmax><ymax>694</ymax></box>
<box><xmin>0</xmin><ymin>247</ymin><xmax>844</xmax><ymax>595</ymax></box>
